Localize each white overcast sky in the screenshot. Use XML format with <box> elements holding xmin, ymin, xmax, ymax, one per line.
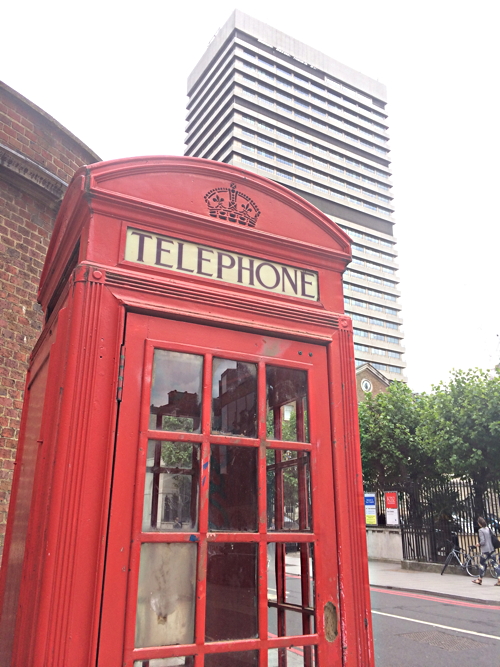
<box><xmin>3</xmin><ymin>0</ymin><xmax>499</xmax><ymax>393</ymax></box>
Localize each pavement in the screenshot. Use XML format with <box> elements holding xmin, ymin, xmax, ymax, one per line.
<box><xmin>368</xmin><ymin>559</ymin><xmax>500</xmax><ymax>605</ymax></box>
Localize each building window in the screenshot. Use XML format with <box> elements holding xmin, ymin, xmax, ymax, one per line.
<box><xmin>295</xmin><ymin>98</ymin><xmax>309</xmax><ymax>109</ymax></box>
<box><xmin>295</xmin><ymin>177</ymin><xmax>310</xmax><ymax>187</ymax></box>
<box><xmin>277</xmin><ymin>129</ymin><xmax>292</xmax><ymax>140</ymax></box>
<box><xmin>372</xmin><ymin>363</ymin><xmax>386</xmax><ymax>372</ymax></box>
<box><xmin>277</xmin><ymin>66</ymin><xmax>291</xmax><ymax>76</ymax></box>
<box><xmin>258</xmin><ymin>121</ymin><xmax>273</xmax><ymax>131</ymax></box>
<box><xmin>277</xmin><ymin>104</ymin><xmax>292</xmax><ymax>115</ymax></box>
<box><xmin>257</xmin><ymin>148</ymin><xmax>274</xmax><ymax>159</ymax></box>
<box><xmin>350</xmin><ymin>313</ymin><xmax>368</xmax><ymax>323</ymax></box>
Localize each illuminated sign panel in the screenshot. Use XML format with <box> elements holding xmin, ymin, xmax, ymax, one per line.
<box><xmin>125</xmin><ymin>228</ymin><xmax>319</xmax><ymax>300</ymax></box>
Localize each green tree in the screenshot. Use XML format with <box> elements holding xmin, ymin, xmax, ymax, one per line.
<box><xmin>421</xmin><ymin>368</ymin><xmax>500</xmax><ymax>515</ymax></box>
<box><xmin>359</xmin><ymin>381</ymin><xmax>439</xmax><ymax>491</ymax></box>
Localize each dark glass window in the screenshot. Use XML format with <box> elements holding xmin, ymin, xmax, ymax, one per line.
<box><xmin>206</xmin><ymin>543</ymin><xmax>258</xmax><ymax>641</ymax></box>
<box><xmin>149</xmin><ymin>350</ymin><xmax>203</xmax><ymax>432</ymax></box>
<box><xmin>266</xmin><ymin>366</ymin><xmax>309</xmax><ymax>442</ymax></box>
<box><xmin>209</xmin><ymin>445</ymin><xmax>258</xmax><ymax>531</ymax></box>
<box><xmin>212</xmin><ymin>359</ymin><xmax>257</xmax><ymax>437</ymax></box>
<box><xmin>143</xmin><ymin>441</ymin><xmax>199</xmax><ymax>532</ymax></box>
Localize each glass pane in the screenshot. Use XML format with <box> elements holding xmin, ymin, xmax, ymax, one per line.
<box><xmin>267</xmin><ymin>450</ymin><xmax>311</xmax><ymax>531</ymax></box>
<box><xmin>266</xmin><ymin>366</ymin><xmax>309</xmax><ymax>442</ymax></box>
<box><xmin>135</xmin><ymin>543</ymin><xmax>196</xmax><ymax>648</ymax></box>
<box><xmin>209</xmin><ymin>445</ymin><xmax>258</xmax><ymax>531</ymax></box>
<box><xmin>269</xmin><ymin>646</ymin><xmax>316</xmax><ymax>666</ymax></box>
<box><xmin>134</xmin><ymin>659</ymin><xmax>194</xmax><ymax>666</ymax></box>
<box><xmin>143</xmin><ymin>441</ymin><xmax>199</xmax><ymax>532</ymax></box>
<box><xmin>205</xmin><ymin>651</ymin><xmax>259</xmax><ymax>667</ymax></box>
<box><xmin>268</xmin><ymin>543</ymin><xmax>315</xmax><ymax>639</ymax></box>
<box><xmin>206</xmin><ymin>543</ymin><xmax>258</xmax><ymax>641</ymax></box>
<box><xmin>212</xmin><ymin>359</ymin><xmax>257</xmax><ymax>436</ymax></box>
<box><xmin>150</xmin><ymin>350</ymin><xmax>203</xmax><ymax>432</ymax></box>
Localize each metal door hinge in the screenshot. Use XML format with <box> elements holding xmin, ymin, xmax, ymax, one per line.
<box><xmin>117</xmin><ymin>345</ymin><xmax>126</xmax><ymax>402</ymax></box>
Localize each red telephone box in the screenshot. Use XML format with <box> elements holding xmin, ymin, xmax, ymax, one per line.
<box><xmin>0</xmin><ymin>157</ymin><xmax>374</xmax><ymax>666</ymax></box>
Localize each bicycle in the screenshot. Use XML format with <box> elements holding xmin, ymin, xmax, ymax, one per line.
<box><xmin>440</xmin><ymin>542</ymin><xmax>483</xmax><ymax>577</ymax></box>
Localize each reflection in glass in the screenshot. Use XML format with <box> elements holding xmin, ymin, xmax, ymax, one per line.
<box><xmin>149</xmin><ymin>350</ymin><xmax>203</xmax><ymax>432</ymax></box>
<box><xmin>212</xmin><ymin>359</ymin><xmax>257</xmax><ymax>436</ymax></box>
<box><xmin>143</xmin><ymin>441</ymin><xmax>199</xmax><ymax>532</ymax></box>
<box><xmin>268</xmin><ymin>543</ymin><xmax>315</xmax><ymax>640</ymax></box>
<box><xmin>267</xmin><ymin>450</ymin><xmax>311</xmax><ymax>532</ymax></box>
<box><xmin>134</xmin><ymin>658</ymin><xmax>194</xmax><ymax>666</ymax></box>
<box><xmin>266</xmin><ymin>366</ymin><xmax>309</xmax><ymax>442</ymax></box>
<box><xmin>206</xmin><ymin>543</ymin><xmax>258</xmax><ymax>641</ymax></box>
<box><xmin>135</xmin><ymin>543</ymin><xmax>196</xmax><ymax>648</ymax></box>
<box><xmin>209</xmin><ymin>445</ymin><xmax>257</xmax><ymax>531</ymax></box>
<box><xmin>269</xmin><ymin>646</ymin><xmax>316</xmax><ymax>666</ymax></box>
<box><xmin>205</xmin><ymin>651</ymin><xmax>259</xmax><ymax>667</ymax></box>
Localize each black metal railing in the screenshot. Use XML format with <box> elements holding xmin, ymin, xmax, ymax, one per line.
<box><xmin>396</xmin><ymin>479</ymin><xmax>500</xmax><ymax>563</ymax></box>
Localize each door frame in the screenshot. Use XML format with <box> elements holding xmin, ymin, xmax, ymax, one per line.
<box><xmin>98</xmin><ymin>312</ymin><xmax>342</xmax><ymax>666</ymax></box>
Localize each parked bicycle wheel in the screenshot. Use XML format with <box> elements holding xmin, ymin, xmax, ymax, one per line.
<box><xmin>441</xmin><ymin>551</ymin><xmax>454</xmax><ymax>575</ymax></box>
<box><xmin>466</xmin><ymin>554</ymin><xmax>481</xmax><ymax>577</ymax></box>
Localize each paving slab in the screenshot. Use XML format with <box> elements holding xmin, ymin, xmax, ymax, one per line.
<box><xmin>368</xmin><ymin>559</ymin><xmax>500</xmax><ymax>605</ymax></box>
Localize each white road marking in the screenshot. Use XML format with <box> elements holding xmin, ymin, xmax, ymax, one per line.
<box><xmin>372</xmin><ymin>610</ymin><xmax>500</xmax><ymax>641</ymax></box>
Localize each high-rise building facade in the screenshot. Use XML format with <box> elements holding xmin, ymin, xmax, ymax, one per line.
<box><xmin>185</xmin><ymin>11</ymin><xmax>406</xmax><ymax>379</ymax></box>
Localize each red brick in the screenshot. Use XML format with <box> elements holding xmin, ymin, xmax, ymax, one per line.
<box><xmin>0</xmin><ymin>83</ymin><xmax>99</xmax><ymax>555</ymax></box>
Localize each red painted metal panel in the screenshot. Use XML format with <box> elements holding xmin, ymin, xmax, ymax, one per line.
<box><xmin>0</xmin><ymin>352</ymin><xmax>49</xmax><ymax>663</ymax></box>
<box><xmin>0</xmin><ymin>157</ymin><xmax>373</xmax><ymax>666</ymax></box>
<box><xmin>100</xmin><ymin>315</ymin><xmax>342</xmax><ymax>667</ymax></box>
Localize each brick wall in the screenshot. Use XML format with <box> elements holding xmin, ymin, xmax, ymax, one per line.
<box><xmin>356</xmin><ymin>363</ymin><xmax>391</xmax><ymax>403</ymax></box>
<box><xmin>0</xmin><ymin>81</ymin><xmax>100</xmax><ymax>555</ymax></box>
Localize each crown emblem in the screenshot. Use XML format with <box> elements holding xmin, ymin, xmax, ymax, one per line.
<box><xmin>204</xmin><ymin>183</ymin><xmax>260</xmax><ymax>227</ymax></box>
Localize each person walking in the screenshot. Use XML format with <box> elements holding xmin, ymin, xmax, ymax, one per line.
<box><xmin>472</xmin><ymin>516</ymin><xmax>500</xmax><ymax>585</ymax></box>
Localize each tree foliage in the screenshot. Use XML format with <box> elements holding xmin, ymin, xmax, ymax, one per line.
<box><xmin>359</xmin><ymin>381</ymin><xmax>440</xmax><ymax>491</ymax></box>
<box><xmin>420</xmin><ymin>369</ymin><xmax>500</xmax><ymax>509</ymax></box>
<box><xmin>359</xmin><ymin>369</ymin><xmax>500</xmax><ymax>510</ymax></box>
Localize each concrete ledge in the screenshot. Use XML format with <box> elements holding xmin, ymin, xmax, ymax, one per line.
<box><xmin>401</xmin><ymin>560</ymin><xmax>469</xmax><ymax>576</ymax></box>
<box><xmin>366</xmin><ymin>526</ymin><xmax>402</xmax><ymax>561</ymax></box>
